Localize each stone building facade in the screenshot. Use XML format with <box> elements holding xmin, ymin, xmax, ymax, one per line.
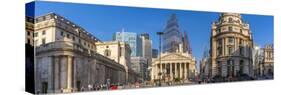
<box><xmin>199</xmin><ymin>48</ymin><xmax>211</xmax><ymax>80</ymax></box>
<box><xmin>262</xmin><ymin>44</ymin><xmax>274</xmax><ymax>76</ymax></box>
<box><xmin>210</xmin><ymin>13</ymin><xmax>254</xmax><ymax>78</ymax></box>
<box><xmin>26</xmin><ymin>16</ymin><xmax>34</xmax><ymax>46</ymax></box>
<box><xmin>33</xmin><ymin>13</ymin><xmax>126</xmax><ymax>93</ymax></box>
<box><xmin>95</xmin><ymin>41</ymin><xmax>138</xmax><ymax>83</ymax></box>
<box><xmin>131</xmin><ymin>57</ymin><xmax>148</xmax><ymax>82</ymax></box>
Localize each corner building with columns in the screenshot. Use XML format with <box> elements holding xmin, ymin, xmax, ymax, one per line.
<box><xmin>210</xmin><ymin>13</ymin><xmax>254</xmax><ymax>78</ymax></box>
<box><xmin>32</xmin><ymin>13</ymin><xmax>126</xmax><ymax>93</ymax></box>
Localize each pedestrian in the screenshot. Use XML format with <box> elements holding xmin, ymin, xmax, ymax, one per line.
<box><xmin>81</xmin><ymin>86</ymin><xmax>84</xmax><ymax>91</ymax></box>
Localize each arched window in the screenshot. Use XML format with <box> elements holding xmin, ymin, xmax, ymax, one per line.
<box><xmin>104</xmin><ymin>49</ymin><xmax>111</xmax><ymax>56</ymax></box>
<box><xmin>229</xmin><ymin>17</ymin><xmax>233</xmax><ymax>23</ymax></box>
<box><xmin>216</xmin><ymin>29</ymin><xmax>221</xmax><ymax>33</ymax></box>
<box><xmin>239</xmin><ymin>46</ymin><xmax>244</xmax><ymax>56</ymax></box>
<box><xmin>228</xmin><ymin>26</ymin><xmax>233</xmax><ymax>32</ymax></box>
<box><xmin>228</xmin><ymin>46</ymin><xmax>233</xmax><ymax>55</ymax></box>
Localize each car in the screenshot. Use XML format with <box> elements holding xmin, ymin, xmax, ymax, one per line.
<box><xmin>110</xmin><ymin>85</ymin><xmax>118</xmax><ymax>90</ymax></box>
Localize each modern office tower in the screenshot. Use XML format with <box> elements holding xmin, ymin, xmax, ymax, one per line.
<box><xmin>182</xmin><ymin>31</ymin><xmax>192</xmax><ymax>54</ymax></box>
<box><xmin>113</xmin><ymin>29</ymin><xmax>137</xmax><ymax>57</ymax></box>
<box><xmin>152</xmin><ymin>49</ymin><xmax>158</xmax><ymax>58</ymax></box>
<box><xmin>137</xmin><ymin>33</ymin><xmax>152</xmax><ymax>64</ymax></box>
<box><xmin>162</xmin><ymin>14</ymin><xmax>183</xmax><ymax>53</ymax></box>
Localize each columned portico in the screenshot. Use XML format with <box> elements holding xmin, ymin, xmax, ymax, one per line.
<box><xmin>151</xmin><ymin>52</ymin><xmax>196</xmax><ymax>82</ymax></box>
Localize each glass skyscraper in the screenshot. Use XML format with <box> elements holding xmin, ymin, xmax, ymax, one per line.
<box><xmin>113</xmin><ymin>30</ymin><xmax>137</xmax><ymax>56</ymax></box>
<box><xmin>162</xmin><ymin>14</ymin><xmax>192</xmax><ymax>54</ymax></box>
<box><xmin>162</xmin><ymin>14</ymin><xmax>183</xmax><ymax>53</ymax></box>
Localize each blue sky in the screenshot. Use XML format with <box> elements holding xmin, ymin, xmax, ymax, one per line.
<box><xmin>26</xmin><ymin>1</ymin><xmax>273</xmax><ymax>66</ymax></box>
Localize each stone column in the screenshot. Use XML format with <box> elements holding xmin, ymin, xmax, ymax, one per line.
<box><xmin>222</xmin><ymin>38</ymin><xmax>224</xmax><ymax>56</ymax></box>
<box><xmin>235</xmin><ymin>37</ymin><xmax>238</xmax><ymax>55</ymax></box>
<box><xmin>183</xmin><ymin>63</ymin><xmax>186</xmax><ymax>79</ymax></box>
<box><xmin>59</xmin><ymin>56</ymin><xmax>67</xmax><ymax>91</ymax></box>
<box><xmin>66</xmin><ymin>56</ymin><xmax>73</xmax><ymax>92</ymax></box>
<box><xmin>157</xmin><ymin>64</ymin><xmax>160</xmax><ymax>79</ymax></box>
<box><xmin>170</xmin><ymin>63</ymin><xmax>172</xmax><ymax>80</ymax></box>
<box><xmin>151</xmin><ymin>64</ymin><xmax>154</xmax><ymax>81</ymax></box>
<box><xmin>73</xmin><ymin>57</ymin><xmax>76</xmax><ymax>91</ymax></box>
<box><xmin>186</xmin><ymin>63</ymin><xmax>190</xmax><ymax>79</ymax></box>
<box><xmin>163</xmin><ymin>63</ymin><xmax>166</xmax><ymax>81</ymax></box>
<box><xmin>160</xmin><ymin>63</ymin><xmax>163</xmax><ymax>77</ymax></box>
<box><xmin>180</xmin><ymin>63</ymin><xmax>183</xmax><ymax>79</ymax></box>
<box><xmin>175</xmin><ymin>63</ymin><xmax>178</xmax><ymax>78</ymax></box>
<box><xmin>163</xmin><ymin>63</ymin><xmax>167</xmax><ymax>74</ymax></box>
<box><xmin>50</xmin><ymin>56</ymin><xmax>55</xmax><ymax>92</ymax></box>
<box><xmin>54</xmin><ymin>56</ymin><xmax>60</xmax><ymax>92</ymax></box>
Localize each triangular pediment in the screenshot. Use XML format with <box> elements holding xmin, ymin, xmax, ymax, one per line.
<box><xmin>160</xmin><ymin>53</ymin><xmax>190</xmax><ymax>60</ymax></box>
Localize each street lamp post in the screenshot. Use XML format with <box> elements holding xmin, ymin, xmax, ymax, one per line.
<box><xmin>157</xmin><ymin>32</ymin><xmax>164</xmax><ymax>86</ymax></box>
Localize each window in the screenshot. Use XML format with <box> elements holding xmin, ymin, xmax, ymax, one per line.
<box><xmin>104</xmin><ymin>49</ymin><xmax>111</xmax><ymax>56</ymax></box>
<box><xmin>217</xmin><ymin>61</ymin><xmax>221</xmax><ymax>76</ymax></box>
<box><xmin>27</xmin><ymin>38</ymin><xmax>30</xmax><ymax>44</ymax></box>
<box><xmin>79</xmin><ymin>39</ymin><xmax>81</xmax><ymax>44</ymax></box>
<box><xmin>119</xmin><ymin>47</ymin><xmax>122</xmax><ymax>56</ymax></box>
<box><xmin>239</xmin><ymin>60</ymin><xmax>244</xmax><ymax>74</ymax></box>
<box><xmin>42</xmin><ymin>38</ymin><xmax>46</xmax><ymax>45</ymax></box>
<box><xmin>228</xmin><ymin>37</ymin><xmax>234</xmax><ymax>43</ymax></box>
<box><xmin>239</xmin><ymin>39</ymin><xmax>243</xmax><ymax>45</ymax></box>
<box><xmin>66</xmin><ymin>34</ymin><xmax>70</xmax><ymax>38</ymax></box>
<box><xmin>34</xmin><ymin>32</ymin><xmax>38</xmax><ymax>37</ymax></box>
<box><xmin>240</xmin><ymin>46</ymin><xmax>244</xmax><ymax>56</ymax></box>
<box><xmin>72</xmin><ymin>36</ymin><xmax>75</xmax><ymax>41</ymax></box>
<box><xmin>42</xmin><ymin>30</ymin><xmax>46</xmax><ymax>35</ymax></box>
<box><xmin>35</xmin><ymin>40</ymin><xmax>38</xmax><ymax>45</ymax></box>
<box><xmin>27</xmin><ymin>31</ymin><xmax>30</xmax><ymax>36</ymax></box>
<box><xmin>41</xmin><ymin>82</ymin><xmax>48</xmax><ymax>93</ymax></box>
<box><xmin>217</xmin><ymin>47</ymin><xmax>222</xmax><ymax>56</ymax></box>
<box><xmin>217</xmin><ymin>39</ymin><xmax>223</xmax><ymax>56</ymax></box>
<box><xmin>240</xmin><ymin>29</ymin><xmax>243</xmax><ymax>33</ymax></box>
<box><xmin>229</xmin><ymin>26</ymin><xmax>233</xmax><ymax>32</ymax></box>
<box><xmin>227</xmin><ymin>60</ymin><xmax>234</xmax><ymax>77</ymax></box>
<box><xmin>218</xmin><ymin>39</ymin><xmax>222</xmax><ymax>46</ymax></box>
<box><xmin>216</xmin><ymin>29</ymin><xmax>220</xmax><ymax>33</ymax></box>
<box><xmin>60</xmin><ymin>31</ymin><xmax>64</xmax><ymax>36</ymax></box>
<box><xmin>228</xmin><ymin>47</ymin><xmax>233</xmax><ymax>55</ymax></box>
<box><xmin>228</xmin><ymin>17</ymin><xmax>233</xmax><ymax>23</ymax></box>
